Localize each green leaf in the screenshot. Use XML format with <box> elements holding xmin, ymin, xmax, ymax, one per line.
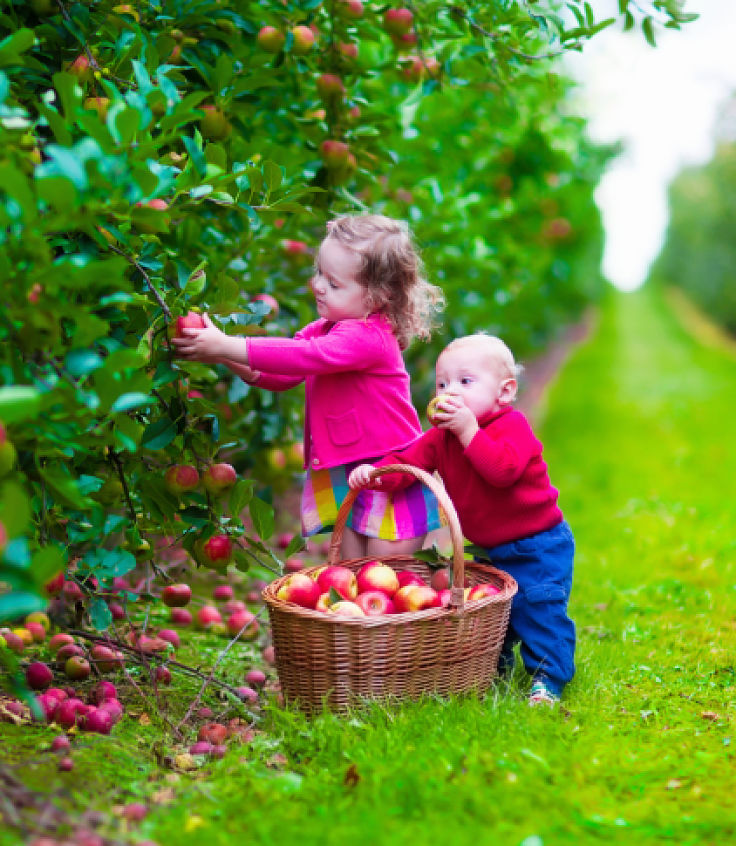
<box><xmin>141</xmin><ymin>417</ymin><xmax>177</xmax><ymax>450</ymax></box>
<box><xmin>65</xmin><ymin>349</ymin><xmax>104</xmax><ymax>378</ymax></box>
<box><xmin>0</xmin><ymin>386</ymin><xmax>41</xmax><ymax>422</ymax></box>
<box><xmin>0</xmin><ymin>481</ymin><xmax>31</xmax><ymax>537</ymax></box>
<box><xmin>229</xmin><ymin>479</ymin><xmax>254</xmax><ymax>517</ymax></box>
<box><xmin>0</xmin><ymin>28</ymin><xmax>36</xmax><ymax>69</ymax></box>
<box><xmin>0</xmin><ymin>591</ymin><xmax>47</xmax><ymax>624</ymax></box>
<box><xmin>263</xmin><ymin>160</ymin><xmax>283</xmax><ymax>193</ymax></box>
<box><xmin>30</xmin><ymin>545</ymin><xmax>64</xmax><ymax>588</ymax></box>
<box><xmin>38</xmin><ymin>464</ymin><xmax>93</xmax><ymax>510</ymax></box>
<box><xmin>642</xmin><ymin>16</ymin><xmax>656</xmax><ymax>46</ymax></box>
<box><xmin>284</xmin><ymin>534</ymin><xmax>306</xmax><ymax>558</ymax></box>
<box><xmin>328</xmin><ymin>586</ymin><xmax>342</xmax><ymax>605</ymax></box>
<box><xmin>111</xmin><ymin>393</ymin><xmax>154</xmax><ymax>413</ymax></box>
<box><xmin>89</xmin><ymin>597</ymin><xmax>113</xmax><ymax>631</ymax></box>
<box><xmin>249</xmin><ymin>496</ymin><xmax>274</xmax><ymax>541</ymax></box>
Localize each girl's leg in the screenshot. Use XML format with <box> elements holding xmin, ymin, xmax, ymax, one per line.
<box><xmin>339</xmin><ymin>529</ymin><xmax>426</xmax><ymax>561</ymax></box>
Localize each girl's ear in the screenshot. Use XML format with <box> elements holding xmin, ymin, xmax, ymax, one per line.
<box><xmin>498</xmin><ymin>378</ymin><xmax>517</xmax><ymax>405</ymax></box>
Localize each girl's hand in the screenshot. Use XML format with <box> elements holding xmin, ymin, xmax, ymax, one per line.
<box><xmin>171</xmin><ymin>313</ymin><xmax>230</xmax><ymax>362</ymax></box>
<box><xmin>431</xmin><ymin>395</ymin><xmax>479</xmax><ymax>447</ymax></box>
<box><xmin>348</xmin><ymin>464</ymin><xmax>380</xmax><ymax>489</ymax></box>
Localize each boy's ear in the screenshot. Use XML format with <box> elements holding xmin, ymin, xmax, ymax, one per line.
<box><xmin>499</xmin><ymin>378</ymin><xmax>517</xmax><ymax>405</ymax></box>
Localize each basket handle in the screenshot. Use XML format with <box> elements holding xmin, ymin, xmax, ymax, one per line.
<box><xmin>327</xmin><ymin>463</ymin><xmax>466</xmax><ymax>610</ymax></box>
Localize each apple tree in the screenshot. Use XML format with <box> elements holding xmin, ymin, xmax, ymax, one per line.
<box><xmin>0</xmin><ymin>0</ymin><xmax>696</xmax><ymax>637</ymax></box>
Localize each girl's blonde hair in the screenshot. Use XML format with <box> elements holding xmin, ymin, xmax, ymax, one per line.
<box><xmin>323</xmin><ymin>214</ymin><xmax>444</xmax><ymax>349</ymax></box>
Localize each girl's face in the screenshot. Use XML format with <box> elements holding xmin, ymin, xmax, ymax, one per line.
<box><xmin>435</xmin><ymin>345</ymin><xmax>516</xmax><ymax>419</ymax></box>
<box><xmin>311</xmin><ymin>239</ymin><xmax>369</xmax><ymax>322</ymax></box>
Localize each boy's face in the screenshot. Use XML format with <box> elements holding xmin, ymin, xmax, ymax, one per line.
<box><xmin>311</xmin><ymin>239</ymin><xmax>368</xmax><ymax>323</ymax></box>
<box><xmin>435</xmin><ymin>344</ymin><xmax>516</xmax><ymax>419</ymax></box>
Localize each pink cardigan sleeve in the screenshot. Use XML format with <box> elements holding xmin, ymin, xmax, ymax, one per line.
<box><xmin>246</xmin><ymin>319</ymin><xmax>386</xmax><ymax>377</ymax></box>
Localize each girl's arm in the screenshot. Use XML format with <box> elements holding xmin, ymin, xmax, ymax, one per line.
<box><xmin>172</xmin><ymin>314</ymin><xmax>252</xmax><ymax>363</ymax></box>
<box><xmin>219</xmin><ymin>359</ymin><xmax>303</xmax><ymax>392</ymax></box>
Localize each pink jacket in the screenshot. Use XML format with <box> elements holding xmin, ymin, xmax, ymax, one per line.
<box><xmin>246</xmin><ymin>314</ymin><xmax>423</xmax><ymax>470</ymax></box>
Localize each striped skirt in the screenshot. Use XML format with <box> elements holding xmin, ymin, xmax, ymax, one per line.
<box><xmin>301</xmin><ymin>458</ymin><xmax>444</xmax><ymax>541</ymax></box>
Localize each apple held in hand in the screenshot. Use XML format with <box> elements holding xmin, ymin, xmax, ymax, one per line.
<box><xmin>356</xmin><ymin>561</ymin><xmax>399</xmax><ymax>597</ymax></box>
<box><xmin>316</xmin><ymin>565</ymin><xmax>358</xmax><ymax>600</ymax></box>
<box><xmin>356</xmin><ymin>591</ymin><xmax>395</xmax><ymax>616</ymax></box>
<box><xmin>426</xmin><ymin>393</ymin><xmax>455</xmax><ymax>425</ymax></box>
<box><xmin>168</xmin><ymin>311</ymin><xmax>205</xmax><ymax>341</ymax></box>
<box><xmin>276</xmin><ymin>573</ymin><xmax>322</xmax><ymax>609</ymax></box>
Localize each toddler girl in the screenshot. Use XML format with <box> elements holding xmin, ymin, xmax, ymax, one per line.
<box><xmin>173</xmin><ymin>214</ymin><xmax>444</xmax><ymax>560</ymax></box>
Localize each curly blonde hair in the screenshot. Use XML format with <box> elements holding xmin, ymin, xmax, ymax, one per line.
<box><xmin>323</xmin><ymin>214</ymin><xmax>444</xmax><ymax>349</ymax></box>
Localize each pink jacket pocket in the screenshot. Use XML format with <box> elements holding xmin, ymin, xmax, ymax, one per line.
<box><xmin>326</xmin><ymin>409</ymin><xmax>362</xmax><ymax>446</ymax></box>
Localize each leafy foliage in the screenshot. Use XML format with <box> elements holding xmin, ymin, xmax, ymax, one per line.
<box><xmin>0</xmin><ymin>0</ymin><xmax>695</xmax><ymax>629</ymax></box>
<box><xmin>650</xmin><ymin>140</ymin><xmax>736</xmax><ymax>334</ymax></box>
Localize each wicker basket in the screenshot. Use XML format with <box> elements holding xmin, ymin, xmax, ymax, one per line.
<box><xmin>262</xmin><ymin>464</ymin><xmax>517</xmax><ymax>714</ymax></box>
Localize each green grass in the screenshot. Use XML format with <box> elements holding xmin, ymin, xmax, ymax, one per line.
<box><xmin>3</xmin><ymin>283</ymin><xmax>736</xmax><ymax>845</ymax></box>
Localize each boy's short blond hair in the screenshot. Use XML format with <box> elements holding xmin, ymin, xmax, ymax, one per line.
<box><xmin>442</xmin><ymin>334</ymin><xmax>524</xmax><ymax>380</ymax></box>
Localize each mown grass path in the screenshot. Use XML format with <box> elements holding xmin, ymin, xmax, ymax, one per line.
<box><xmin>140</xmin><ymin>284</ymin><xmax>734</xmax><ymax>846</ymax></box>
<box><xmin>4</xmin><ymin>284</ymin><xmax>736</xmax><ymax>846</ymax></box>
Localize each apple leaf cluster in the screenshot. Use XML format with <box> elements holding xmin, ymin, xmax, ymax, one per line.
<box><xmin>0</xmin><ymin>0</ymin><xmax>694</xmax><ymax>626</ymax></box>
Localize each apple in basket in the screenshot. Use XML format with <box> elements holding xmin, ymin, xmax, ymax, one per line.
<box><xmin>316</xmin><ymin>565</ymin><xmax>358</xmax><ymax>600</ymax></box>
<box><xmin>315</xmin><ymin>592</ymin><xmax>333</xmax><ymax>612</ymax></box>
<box><xmin>393</xmin><ymin>585</ymin><xmax>442</xmax><ymax>612</ymax></box>
<box><xmin>356</xmin><ymin>561</ymin><xmax>399</xmax><ymax>597</ymax></box>
<box><xmin>276</xmin><ymin>573</ymin><xmax>321</xmax><ymax>609</ymax></box>
<box><xmin>396</xmin><ymin>570</ymin><xmax>426</xmax><ymax>589</ymax></box>
<box><xmin>356</xmin><ymin>591</ymin><xmax>395</xmax><ymax>616</ymax></box>
<box><xmin>328</xmin><ymin>600</ymin><xmax>365</xmax><ymax>617</ymax></box>
<box><xmin>466</xmin><ymin>583</ymin><xmax>501</xmax><ymax>601</ymax></box>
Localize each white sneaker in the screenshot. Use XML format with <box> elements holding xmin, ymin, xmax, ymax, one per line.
<box><xmin>529</xmin><ymin>680</ymin><xmax>559</xmax><ymax>707</ymax></box>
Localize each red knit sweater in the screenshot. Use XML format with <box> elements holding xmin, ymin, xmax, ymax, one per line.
<box><xmin>374</xmin><ymin>406</ymin><xmax>563</xmax><ymax>548</ymax></box>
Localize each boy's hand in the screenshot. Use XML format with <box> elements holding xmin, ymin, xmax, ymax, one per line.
<box><xmin>171</xmin><ymin>313</ymin><xmax>231</xmax><ymax>362</ymax></box>
<box><xmin>431</xmin><ymin>395</ymin><xmax>479</xmax><ymax>447</ymax></box>
<box><xmin>348</xmin><ymin>464</ymin><xmax>380</xmax><ymax>489</ymax></box>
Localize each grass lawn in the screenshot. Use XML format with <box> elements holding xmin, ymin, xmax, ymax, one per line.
<box><xmin>2</xmin><ymin>283</ymin><xmax>735</xmax><ymax>845</ymax></box>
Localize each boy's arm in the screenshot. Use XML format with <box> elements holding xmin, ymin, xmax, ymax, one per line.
<box><xmin>462</xmin><ymin>414</ymin><xmax>539</xmax><ymax>487</ymax></box>
<box><xmin>366</xmin><ymin>430</ymin><xmax>441</xmax><ymax>491</ymax></box>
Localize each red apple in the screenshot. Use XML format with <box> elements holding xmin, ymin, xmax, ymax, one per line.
<box><xmin>56</xmin><ymin>643</ymin><xmax>86</xmax><ymax>664</ymax></box>
<box><xmin>164</xmin><ymin>464</ymin><xmax>199</xmax><ymax>495</ymax></box>
<box><xmin>83</xmin><ymin>707</ymin><xmax>114</xmax><ymax>735</ymax></box>
<box><xmin>157</xmin><ymin>629</ymin><xmax>180</xmax><ymax>649</ymax></box>
<box><xmin>328</xmin><ymin>600</ymin><xmax>365</xmax><ymax>617</ymax></box>
<box><xmin>25</xmin><ymin>622</ymin><xmax>46</xmax><ymax>643</ymax></box>
<box><xmin>284</xmin><ymin>557</ymin><xmax>304</xmax><ymax>573</ymax></box>
<box><xmin>48</xmin><ymin>633</ymin><xmax>75</xmax><ymax>653</ymax></box>
<box><xmin>276</xmin><ymin>531</ymin><xmax>295</xmax><ymax>549</ymax></box>
<box><xmin>315</xmin><ymin>592</ymin><xmax>332</xmax><ymax>612</ymax></box>
<box><xmin>226</xmin><ymin>610</ymin><xmax>258</xmax><ymax>638</ymax></box>
<box><xmin>393</xmin><ymin>585</ymin><xmax>441</xmax><ymax>612</ymax></box>
<box><xmin>199</xmin><ymin>104</ymin><xmax>231</xmax><ymax>141</ymax></box>
<box><xmin>317</xmin><ymin>73</ymin><xmax>345</xmax><ymax>103</ymax></box>
<box><xmin>356</xmin><ymin>591</ymin><xmax>395</xmax><ymax>616</ymax></box>
<box><xmin>276</xmin><ymin>573</ymin><xmax>322</xmax><ymax>609</ymax></box>
<box><xmin>245</xmin><ymin>669</ymin><xmax>266</xmax><ymax>687</ymax></box>
<box><xmin>202</xmin><ymin>463</ymin><xmax>237</xmax><ymax>495</ymax></box>
<box><xmin>223</xmin><ymin>599</ymin><xmax>247</xmax><ymax>614</ymax></box>
<box><xmin>170</xmin><ymin>607</ymin><xmax>192</xmax><ymax>625</ymax></box>
<box><xmin>25</xmin><ymin>611</ymin><xmax>50</xmax><ymax>632</ymax></box>
<box><xmin>257</xmin><ymin>25</ymin><xmax>285</xmax><ymax>53</ymax></box>
<box><xmin>201</xmin><ymin>534</ymin><xmax>233</xmax><ymax>568</ymax></box>
<box><xmin>154</xmin><ymin>666</ymin><xmax>172</xmax><ymax>685</ymax></box>
<box><xmin>291</xmin><ymin>24</ymin><xmax>315</xmax><ymax>54</ymax></box>
<box><xmin>282</xmin><ymin>240</ymin><xmax>309</xmax><ymax>261</ymax></box>
<box><xmin>65</xmin><ymin>656</ymin><xmax>91</xmax><ymax>680</ymax></box>
<box><xmin>396</xmin><ymin>570</ymin><xmax>426</xmax><ymax>588</ymax></box>
<box><xmin>44</xmin><ymin>571</ymin><xmax>65</xmax><ymax>596</ymax></box>
<box><xmin>89</xmin><ymin>680</ymin><xmax>117</xmax><ymax>704</ymax></box>
<box><xmin>467</xmin><ymin>583</ymin><xmax>501</xmax><ymax>600</ymax></box>
<box><xmin>316</xmin><ymin>565</ymin><xmax>358</xmax><ymax>600</ymax></box>
<box><xmin>162</xmin><ymin>583</ymin><xmax>192</xmax><ymax>607</ymax></box>
<box><xmin>90</xmin><ymin>644</ymin><xmax>123</xmax><ymax>672</ymax></box>
<box><xmin>384</xmin><ymin>7</ymin><xmax>413</xmax><ymax>35</ymax></box>
<box><xmin>335</xmin><ymin>0</ymin><xmax>363</xmax><ymax>18</ymax></box>
<box><xmin>212</xmin><ymin>585</ymin><xmax>233</xmax><ymax>602</ymax></box>
<box><xmin>26</xmin><ymin>662</ymin><xmax>53</xmax><ymax>690</ymax></box>
<box><xmin>438</xmin><ymin>588</ymin><xmax>452</xmax><ymax>607</ymax></box>
<box><xmin>356</xmin><ymin>561</ymin><xmax>399</xmax><ymax>597</ymax></box>
<box><xmin>196</xmin><ymin>605</ymin><xmax>223</xmax><ymax>629</ymax></box>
